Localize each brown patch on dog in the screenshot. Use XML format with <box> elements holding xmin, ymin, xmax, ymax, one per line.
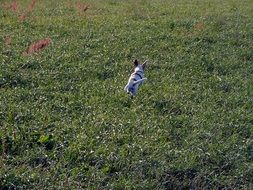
<box><xmin>133</xmin><ymin>59</ymin><xmax>139</xmax><ymax>67</ymax></box>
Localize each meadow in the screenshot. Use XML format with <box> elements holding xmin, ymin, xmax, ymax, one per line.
<box><xmin>0</xmin><ymin>0</ymin><xmax>252</xmax><ymax>189</ymax></box>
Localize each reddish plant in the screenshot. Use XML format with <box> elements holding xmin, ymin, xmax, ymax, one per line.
<box><xmin>8</xmin><ymin>1</ymin><xmax>19</xmax><ymax>12</ymax></box>
<box><xmin>27</xmin><ymin>0</ymin><xmax>36</xmax><ymax>13</ymax></box>
<box><xmin>19</xmin><ymin>0</ymin><xmax>37</xmax><ymax>22</ymax></box>
<box><xmin>23</xmin><ymin>38</ymin><xmax>51</xmax><ymax>56</ymax></box>
<box><xmin>195</xmin><ymin>22</ymin><xmax>205</xmax><ymax>31</ymax></box>
<box><xmin>18</xmin><ymin>13</ymin><xmax>27</xmax><ymax>22</ymax></box>
<box><xmin>4</xmin><ymin>36</ymin><xmax>12</xmax><ymax>46</ymax></box>
<box><xmin>76</xmin><ymin>2</ymin><xmax>89</xmax><ymax>13</ymax></box>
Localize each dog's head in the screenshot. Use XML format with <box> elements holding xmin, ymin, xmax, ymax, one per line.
<box><xmin>133</xmin><ymin>59</ymin><xmax>147</xmax><ymax>72</ymax></box>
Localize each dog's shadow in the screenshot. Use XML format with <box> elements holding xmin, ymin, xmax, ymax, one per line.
<box><xmin>121</xmin><ymin>96</ymin><xmax>135</xmax><ymax>108</ymax></box>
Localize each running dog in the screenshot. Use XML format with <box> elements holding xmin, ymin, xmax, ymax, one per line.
<box><xmin>124</xmin><ymin>59</ymin><xmax>147</xmax><ymax>97</ymax></box>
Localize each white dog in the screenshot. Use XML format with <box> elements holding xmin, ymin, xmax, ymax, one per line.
<box><xmin>124</xmin><ymin>59</ymin><xmax>147</xmax><ymax>97</ymax></box>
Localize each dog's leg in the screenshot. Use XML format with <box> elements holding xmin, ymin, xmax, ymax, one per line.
<box><xmin>143</xmin><ymin>60</ymin><xmax>148</xmax><ymax>64</ymax></box>
<box><xmin>124</xmin><ymin>84</ymin><xmax>129</xmax><ymax>92</ymax></box>
<box><xmin>133</xmin><ymin>78</ymin><xmax>147</xmax><ymax>85</ymax></box>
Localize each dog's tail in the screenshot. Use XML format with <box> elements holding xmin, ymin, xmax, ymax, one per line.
<box><xmin>133</xmin><ymin>78</ymin><xmax>147</xmax><ymax>85</ymax></box>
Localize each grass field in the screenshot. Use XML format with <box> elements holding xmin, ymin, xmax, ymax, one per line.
<box><xmin>0</xmin><ymin>0</ymin><xmax>253</xmax><ymax>189</ymax></box>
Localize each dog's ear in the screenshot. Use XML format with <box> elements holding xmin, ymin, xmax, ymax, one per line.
<box><xmin>133</xmin><ymin>59</ymin><xmax>139</xmax><ymax>67</ymax></box>
<box><xmin>142</xmin><ymin>60</ymin><xmax>148</xmax><ymax>69</ymax></box>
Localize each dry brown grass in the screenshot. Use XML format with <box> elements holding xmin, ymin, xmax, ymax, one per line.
<box><xmin>4</xmin><ymin>36</ymin><xmax>12</xmax><ymax>46</ymax></box>
<box><xmin>76</xmin><ymin>2</ymin><xmax>89</xmax><ymax>15</ymax></box>
<box><xmin>23</xmin><ymin>38</ymin><xmax>51</xmax><ymax>56</ymax></box>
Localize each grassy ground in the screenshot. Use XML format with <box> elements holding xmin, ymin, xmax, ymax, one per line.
<box><xmin>0</xmin><ymin>0</ymin><xmax>252</xmax><ymax>189</ymax></box>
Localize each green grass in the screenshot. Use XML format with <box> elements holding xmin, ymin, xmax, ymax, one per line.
<box><xmin>0</xmin><ymin>0</ymin><xmax>252</xmax><ymax>189</ymax></box>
